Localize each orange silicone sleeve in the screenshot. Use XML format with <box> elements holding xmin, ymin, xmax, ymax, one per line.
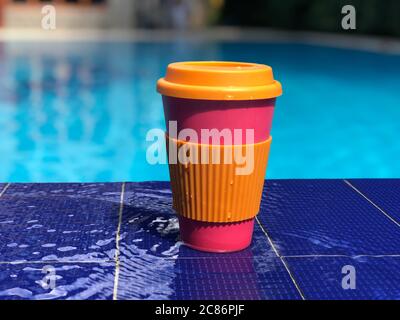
<box><xmin>166</xmin><ymin>136</ymin><xmax>272</xmax><ymax>223</ymax></box>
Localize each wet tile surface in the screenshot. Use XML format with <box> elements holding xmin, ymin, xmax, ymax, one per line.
<box><xmin>0</xmin><ymin>180</ymin><xmax>399</xmax><ymax>299</ymax></box>
<box><xmin>0</xmin><ymin>262</ymin><xmax>114</xmax><ymax>300</ymax></box>
<box><xmin>257</xmin><ymin>179</ymin><xmax>400</xmax><ymax>256</ymax></box>
<box><xmin>285</xmin><ymin>256</ymin><xmax>400</xmax><ymax>300</ymax></box>
<box><xmin>348</xmin><ymin>179</ymin><xmax>400</xmax><ymax>223</ymax></box>
<box><xmin>117</xmin><ymin>220</ymin><xmax>301</xmax><ymax>299</ymax></box>
<box><xmin>117</xmin><ymin>182</ymin><xmax>301</xmax><ymax>299</ymax></box>
<box><xmin>0</xmin><ymin>183</ymin><xmax>122</xmax><ymax>263</ymax></box>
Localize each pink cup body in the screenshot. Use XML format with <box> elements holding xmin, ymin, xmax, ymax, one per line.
<box><xmin>178</xmin><ymin>216</ymin><xmax>255</xmax><ymax>253</ymax></box>
<box><xmin>163</xmin><ymin>96</ymin><xmax>275</xmax><ymax>145</ymax></box>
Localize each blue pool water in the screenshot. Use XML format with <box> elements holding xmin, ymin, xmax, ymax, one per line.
<box><xmin>0</xmin><ymin>41</ymin><xmax>399</xmax><ymax>182</ymax></box>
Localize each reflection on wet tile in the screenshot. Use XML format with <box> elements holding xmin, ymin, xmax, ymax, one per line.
<box><xmin>116</xmin><ymin>226</ymin><xmax>301</xmax><ymax>300</ymax></box>
<box><xmin>257</xmin><ymin>180</ymin><xmax>400</xmax><ymax>256</ymax></box>
<box><xmin>285</xmin><ymin>256</ymin><xmax>400</xmax><ymax>300</ymax></box>
<box><xmin>0</xmin><ymin>262</ymin><xmax>114</xmax><ymax>300</ymax></box>
<box><xmin>0</xmin><ymin>183</ymin><xmax>121</xmax><ymax>262</ymax></box>
<box><xmin>117</xmin><ymin>182</ymin><xmax>301</xmax><ymax>299</ymax></box>
<box><xmin>169</xmin><ymin>256</ymin><xmax>299</xmax><ymax>300</ymax></box>
<box><xmin>117</xmin><ymin>253</ymin><xmax>301</xmax><ymax>300</ymax></box>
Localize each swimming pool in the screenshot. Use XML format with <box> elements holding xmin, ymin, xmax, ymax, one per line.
<box><xmin>0</xmin><ymin>40</ymin><xmax>399</xmax><ymax>182</ymax></box>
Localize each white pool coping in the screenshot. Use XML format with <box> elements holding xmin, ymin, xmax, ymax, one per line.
<box><xmin>0</xmin><ymin>27</ymin><xmax>399</xmax><ymax>55</ymax></box>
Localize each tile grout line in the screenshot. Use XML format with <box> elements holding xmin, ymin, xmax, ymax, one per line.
<box><xmin>344</xmin><ymin>179</ymin><xmax>400</xmax><ymax>229</ymax></box>
<box><xmin>113</xmin><ymin>182</ymin><xmax>126</xmax><ymax>301</ymax></box>
<box><xmin>255</xmin><ymin>218</ymin><xmax>280</xmax><ymax>257</ymax></box>
<box><xmin>0</xmin><ymin>183</ymin><xmax>11</xmax><ymax>198</ymax></box>
<box><xmin>255</xmin><ymin>216</ymin><xmax>306</xmax><ymax>300</ymax></box>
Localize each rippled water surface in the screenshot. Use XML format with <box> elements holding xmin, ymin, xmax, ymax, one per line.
<box><xmin>0</xmin><ymin>41</ymin><xmax>399</xmax><ymax>182</ymax></box>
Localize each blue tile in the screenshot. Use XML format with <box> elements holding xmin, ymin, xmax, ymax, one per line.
<box><xmin>348</xmin><ymin>179</ymin><xmax>400</xmax><ymax>223</ymax></box>
<box><xmin>3</xmin><ymin>180</ymin><xmax>399</xmax><ymax>300</ymax></box>
<box><xmin>285</xmin><ymin>256</ymin><xmax>400</xmax><ymax>299</ymax></box>
<box><xmin>0</xmin><ymin>261</ymin><xmax>114</xmax><ymax>300</ymax></box>
<box><xmin>257</xmin><ymin>180</ymin><xmax>400</xmax><ymax>256</ymax></box>
<box><xmin>0</xmin><ymin>183</ymin><xmax>122</xmax><ymax>262</ymax></box>
<box><xmin>116</xmin><ymin>182</ymin><xmax>301</xmax><ymax>300</ymax></box>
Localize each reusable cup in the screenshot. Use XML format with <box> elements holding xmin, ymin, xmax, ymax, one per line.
<box><xmin>157</xmin><ymin>61</ymin><xmax>282</xmax><ymax>252</ymax></box>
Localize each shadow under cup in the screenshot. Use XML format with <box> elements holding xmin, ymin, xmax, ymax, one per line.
<box><xmin>157</xmin><ymin>61</ymin><xmax>282</xmax><ymax>253</ymax></box>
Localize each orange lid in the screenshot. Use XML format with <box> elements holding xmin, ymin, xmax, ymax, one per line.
<box><xmin>157</xmin><ymin>61</ymin><xmax>282</xmax><ymax>100</ymax></box>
